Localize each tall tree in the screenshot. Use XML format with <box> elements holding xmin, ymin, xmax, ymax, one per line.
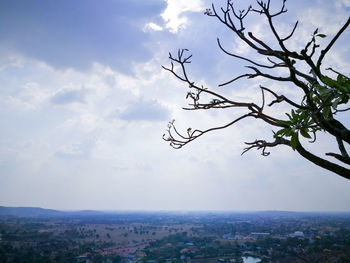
<box><xmin>163</xmin><ymin>0</ymin><xmax>350</xmax><ymax>180</ymax></box>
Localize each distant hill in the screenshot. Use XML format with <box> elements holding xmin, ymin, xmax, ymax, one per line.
<box><xmin>1</xmin><ymin>206</ymin><xmax>349</xmax><ymax>219</ymax></box>
<box><xmin>0</xmin><ymin>206</ymin><xmax>111</xmax><ymax>219</ymax></box>
<box><xmin>0</xmin><ymin>206</ymin><xmax>63</xmax><ymax>218</ymax></box>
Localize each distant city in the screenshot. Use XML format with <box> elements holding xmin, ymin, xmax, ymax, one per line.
<box><xmin>0</xmin><ymin>207</ymin><xmax>350</xmax><ymax>262</ymax></box>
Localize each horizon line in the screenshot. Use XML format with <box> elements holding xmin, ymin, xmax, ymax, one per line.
<box><xmin>1</xmin><ymin>205</ymin><xmax>350</xmax><ymax>214</ymax></box>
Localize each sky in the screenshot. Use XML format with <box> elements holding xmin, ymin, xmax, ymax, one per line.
<box><xmin>0</xmin><ymin>0</ymin><xmax>350</xmax><ymax>212</ymax></box>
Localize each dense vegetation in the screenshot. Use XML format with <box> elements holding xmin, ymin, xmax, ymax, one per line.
<box><xmin>0</xmin><ymin>210</ymin><xmax>350</xmax><ymax>262</ymax></box>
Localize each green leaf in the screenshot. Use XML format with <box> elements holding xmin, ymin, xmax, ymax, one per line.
<box><xmin>333</xmin><ymin>97</ymin><xmax>341</xmax><ymax>107</ymax></box>
<box><xmin>321</xmin><ymin>76</ymin><xmax>337</xmax><ymax>87</ymax></box>
<box><xmin>317</xmin><ymin>34</ymin><xmax>326</xmax><ymax>38</ymax></box>
<box><xmin>290</xmin><ymin>132</ymin><xmax>299</xmax><ymax>150</ymax></box>
<box><xmin>284</xmin><ymin>129</ymin><xmax>294</xmax><ymax>137</ymax></box>
<box><xmin>274</xmin><ymin>128</ymin><xmax>288</xmax><ymax>138</ymax></box>
<box><xmin>317</xmin><ymin>86</ymin><xmax>330</xmax><ymax>97</ymax></box>
<box><xmin>323</xmin><ymin>106</ymin><xmax>331</xmax><ymax>118</ymax></box>
<box><xmin>313</xmin><ymin>28</ymin><xmax>319</xmax><ymax>35</ymax></box>
<box><xmin>337</xmin><ymin>74</ymin><xmax>344</xmax><ymax>82</ymax></box>
<box><xmin>321</xmin><ymin>76</ymin><xmax>347</xmax><ymax>92</ymax></box>
<box><xmin>300</xmin><ymin>129</ymin><xmax>311</xmax><ymax>139</ymax></box>
<box><xmin>276</xmin><ymin>119</ymin><xmax>292</xmax><ymax>126</ymax></box>
<box><xmin>344</xmin><ymin>80</ymin><xmax>350</xmax><ymax>92</ymax></box>
<box><xmin>285</xmin><ymin>113</ymin><xmax>292</xmax><ymax>120</ymax></box>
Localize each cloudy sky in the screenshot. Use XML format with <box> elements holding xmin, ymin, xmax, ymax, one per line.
<box><xmin>0</xmin><ymin>0</ymin><xmax>350</xmax><ymax>211</ymax></box>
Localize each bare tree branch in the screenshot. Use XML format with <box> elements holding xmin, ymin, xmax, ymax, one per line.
<box><xmin>163</xmin><ymin>114</ymin><xmax>254</xmax><ymax>149</ymax></box>
<box><xmin>243</xmin><ymin>137</ymin><xmax>350</xmax><ymax>179</ymax></box>
<box><xmin>260</xmin><ymin>86</ymin><xmax>309</xmax><ymax>109</ymax></box>
<box><xmin>317</xmin><ymin>17</ymin><xmax>350</xmax><ymax>70</ymax></box>
<box><xmin>217</xmin><ymin>38</ymin><xmax>283</xmax><ymax>69</ymax></box>
<box><xmin>281</xmin><ymin>20</ymin><xmax>299</xmax><ymax>42</ymax></box>
<box><xmin>164</xmin><ymin>0</ymin><xmax>350</xmax><ymax>179</ymax></box>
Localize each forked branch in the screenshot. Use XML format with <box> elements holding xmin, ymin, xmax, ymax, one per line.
<box><xmin>164</xmin><ymin>0</ymin><xmax>350</xmax><ymax>179</ymax></box>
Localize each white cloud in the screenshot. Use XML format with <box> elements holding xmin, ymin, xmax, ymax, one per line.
<box><xmin>233</xmin><ymin>37</ymin><xmax>251</xmax><ymax>55</ymax></box>
<box><xmin>161</xmin><ymin>0</ymin><xmax>205</xmax><ymax>33</ymax></box>
<box><xmin>119</xmin><ymin>98</ymin><xmax>170</xmax><ymax>122</ymax></box>
<box><xmin>335</xmin><ymin>0</ymin><xmax>350</xmax><ymax>8</ymax></box>
<box><xmin>0</xmin><ymin>55</ymin><xmax>23</xmax><ymax>71</ymax></box>
<box><xmin>0</xmin><ymin>0</ymin><xmax>350</xmax><ymax>211</ymax></box>
<box><xmin>143</xmin><ymin>22</ymin><xmax>163</xmax><ymax>32</ymax></box>
<box><xmin>55</xmin><ymin>137</ymin><xmax>96</xmax><ymax>160</ymax></box>
<box><xmin>7</xmin><ymin>82</ymin><xmax>49</xmax><ymax>110</ymax></box>
<box><xmin>51</xmin><ymin>86</ymin><xmax>87</xmax><ymax>104</ymax></box>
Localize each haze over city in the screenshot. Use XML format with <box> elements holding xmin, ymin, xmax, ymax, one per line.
<box><xmin>0</xmin><ymin>0</ymin><xmax>350</xmax><ymax>211</ymax></box>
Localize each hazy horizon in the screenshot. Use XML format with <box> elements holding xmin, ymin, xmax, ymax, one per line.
<box><xmin>1</xmin><ymin>205</ymin><xmax>350</xmax><ymax>214</ymax></box>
